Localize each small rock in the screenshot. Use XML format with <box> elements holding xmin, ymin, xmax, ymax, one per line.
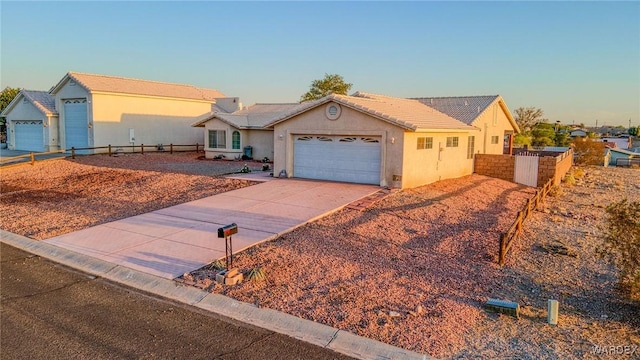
<box><xmin>389</xmin><ymin>311</ymin><xmax>402</xmax><ymax>318</ymax></box>
<box><xmin>601</xmin><ymin>314</ymin><xmax>608</xmax><ymax>319</ymax></box>
<box><xmin>416</xmin><ymin>305</ymin><xmax>424</xmax><ymax>314</ymax></box>
<box><xmin>408</xmin><ymin>311</ymin><xmax>417</xmax><ymax>317</ymax></box>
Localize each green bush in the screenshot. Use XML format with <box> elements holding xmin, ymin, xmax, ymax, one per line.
<box><xmin>599</xmin><ymin>199</ymin><xmax>640</xmax><ymax>301</ymax></box>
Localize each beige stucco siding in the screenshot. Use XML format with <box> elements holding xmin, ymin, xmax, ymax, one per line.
<box><xmin>401</xmin><ymin>131</ymin><xmax>476</xmax><ymax>188</ymax></box>
<box><xmin>471</xmin><ymin>102</ymin><xmax>513</xmax><ymax>154</ymax></box>
<box><xmin>5</xmin><ymin>98</ymin><xmax>59</xmax><ymax>151</ymax></box>
<box><xmin>245</xmin><ymin>130</ymin><xmax>274</xmax><ymax>160</ymax></box>
<box><xmin>273</xmin><ymin>102</ymin><xmax>405</xmax><ymax>187</ymax></box>
<box><xmin>91</xmin><ymin>93</ymin><xmax>207</xmax><ymax>147</ymax></box>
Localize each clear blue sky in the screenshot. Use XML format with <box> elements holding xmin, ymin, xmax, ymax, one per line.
<box><xmin>2</xmin><ymin>1</ymin><xmax>638</xmax><ymax>127</ymax></box>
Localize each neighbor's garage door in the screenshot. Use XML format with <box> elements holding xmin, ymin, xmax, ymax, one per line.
<box><xmin>64</xmin><ymin>99</ymin><xmax>88</xmax><ymax>151</ymax></box>
<box><xmin>14</xmin><ymin>120</ymin><xmax>44</xmax><ymax>152</ymax></box>
<box><xmin>293</xmin><ymin>135</ymin><xmax>381</xmax><ymax>184</ymax></box>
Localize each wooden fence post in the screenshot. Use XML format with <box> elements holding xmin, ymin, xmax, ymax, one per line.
<box><xmin>30</xmin><ymin>152</ymin><xmax>35</xmax><ymax>165</ymax></box>
<box><xmin>196</xmin><ymin>143</ymin><xmax>199</xmax><ymax>153</ymax></box>
<box><xmin>170</xmin><ymin>144</ymin><xmax>173</xmax><ymax>154</ymax></box>
<box><xmin>499</xmin><ymin>233</ymin><xmax>507</xmax><ymax>266</ymax></box>
<box><xmin>71</xmin><ymin>147</ymin><xmax>75</xmax><ymax>159</ymax></box>
<box><xmin>141</xmin><ymin>144</ymin><xmax>144</xmax><ymax>155</ymax></box>
<box><xmin>108</xmin><ymin>144</ymin><xmax>112</xmax><ymax>157</ymax></box>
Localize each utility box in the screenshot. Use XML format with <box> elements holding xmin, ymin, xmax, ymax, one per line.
<box><xmin>548</xmin><ymin>299</ymin><xmax>559</xmax><ymax>325</ymax></box>
<box><xmin>243</xmin><ymin>146</ymin><xmax>252</xmax><ymax>158</ymax></box>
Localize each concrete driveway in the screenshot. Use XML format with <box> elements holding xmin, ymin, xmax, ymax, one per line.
<box><xmin>45</xmin><ymin>179</ymin><xmax>378</xmax><ymax>279</ymax></box>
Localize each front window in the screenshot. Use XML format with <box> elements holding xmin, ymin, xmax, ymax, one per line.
<box><xmin>491</xmin><ymin>135</ymin><xmax>499</xmax><ymax>144</ymax></box>
<box><xmin>232</xmin><ymin>131</ymin><xmax>240</xmax><ymax>150</ymax></box>
<box><xmin>417</xmin><ymin>137</ymin><xmax>433</xmax><ymax>150</ymax></box>
<box><xmin>208</xmin><ymin>130</ymin><xmax>226</xmax><ymax>149</ymax></box>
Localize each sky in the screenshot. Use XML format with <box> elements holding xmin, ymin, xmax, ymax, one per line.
<box><xmin>1</xmin><ymin>1</ymin><xmax>639</xmax><ymax>127</ymax></box>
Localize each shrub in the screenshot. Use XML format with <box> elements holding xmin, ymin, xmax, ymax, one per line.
<box><xmin>563</xmin><ymin>173</ymin><xmax>576</xmax><ymax>186</ymax></box>
<box><xmin>572</xmin><ymin>139</ymin><xmax>606</xmax><ymax>165</ymax></box>
<box><xmin>549</xmin><ymin>185</ymin><xmax>564</xmax><ymax>198</ymax></box>
<box><xmin>598</xmin><ymin>199</ymin><xmax>640</xmax><ymax>301</ymax></box>
<box><xmin>246</xmin><ymin>267</ymin><xmax>267</xmax><ymax>282</ymax></box>
<box><xmin>572</xmin><ymin>167</ymin><xmax>585</xmax><ymax>179</ymax></box>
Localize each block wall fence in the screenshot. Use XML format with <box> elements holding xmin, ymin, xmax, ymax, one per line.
<box><xmin>474</xmin><ymin>149</ymin><xmax>573</xmax><ymax>187</ymax></box>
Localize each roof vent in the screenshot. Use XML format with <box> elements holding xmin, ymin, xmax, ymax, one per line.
<box><xmin>477</xmin><ymin>106</ymin><xmax>480</xmax><ymax>113</ymax></box>
<box><xmin>430</xmin><ymin>98</ymin><xmax>433</xmax><ymax>104</ymax></box>
<box><xmin>464</xmin><ymin>100</ymin><xmax>468</xmax><ymax>106</ymax></box>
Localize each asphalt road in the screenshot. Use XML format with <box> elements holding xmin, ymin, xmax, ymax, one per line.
<box><xmin>0</xmin><ymin>243</ymin><xmax>352</xmax><ymax>359</ymax></box>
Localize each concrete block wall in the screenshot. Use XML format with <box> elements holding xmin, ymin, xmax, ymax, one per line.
<box><xmin>475</xmin><ymin>150</ymin><xmax>573</xmax><ymax>187</ymax></box>
<box><xmin>538</xmin><ymin>149</ymin><xmax>573</xmax><ymax>186</ymax></box>
<box><xmin>474</xmin><ymin>154</ymin><xmax>515</xmax><ymax>182</ymax></box>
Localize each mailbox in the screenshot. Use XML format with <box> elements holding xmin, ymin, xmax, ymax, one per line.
<box><xmin>218</xmin><ymin>223</ymin><xmax>238</xmax><ymax>238</ymax></box>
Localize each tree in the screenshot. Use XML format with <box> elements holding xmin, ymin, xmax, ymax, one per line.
<box><xmin>531</xmin><ymin>122</ymin><xmax>555</xmax><ymax>147</ymax></box>
<box><xmin>0</xmin><ymin>87</ymin><xmax>20</xmax><ymax>143</ymax></box>
<box><xmin>513</xmin><ymin>107</ymin><xmax>547</xmax><ymax>133</ymax></box>
<box><xmin>0</xmin><ymin>87</ymin><xmax>20</xmax><ymax>113</ymax></box>
<box><xmin>300</xmin><ymin>74</ymin><xmax>352</xmax><ymax>102</ymax></box>
<box><xmin>629</xmin><ymin>126</ymin><xmax>638</xmax><ymax>137</ymax></box>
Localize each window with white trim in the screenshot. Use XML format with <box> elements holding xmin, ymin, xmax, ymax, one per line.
<box><xmin>417</xmin><ymin>137</ymin><xmax>433</xmax><ymax>150</ymax></box>
<box><xmin>467</xmin><ymin>136</ymin><xmax>475</xmax><ymax>159</ymax></box>
<box><xmin>446</xmin><ymin>136</ymin><xmax>459</xmax><ymax>147</ymax></box>
<box><xmin>208</xmin><ymin>130</ymin><xmax>226</xmax><ymax>149</ymax></box>
<box><xmin>232</xmin><ymin>131</ymin><xmax>240</xmax><ymax>149</ymax></box>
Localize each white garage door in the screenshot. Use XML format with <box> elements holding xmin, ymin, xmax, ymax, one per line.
<box><xmin>293</xmin><ymin>135</ymin><xmax>381</xmax><ymax>184</ymax></box>
<box><xmin>64</xmin><ymin>99</ymin><xmax>88</xmax><ymax>151</ymax></box>
<box><xmin>14</xmin><ymin>121</ymin><xmax>44</xmax><ymax>152</ymax></box>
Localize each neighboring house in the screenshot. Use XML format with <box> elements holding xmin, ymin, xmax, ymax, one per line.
<box><xmin>599</xmin><ymin>137</ymin><xmax>632</xmax><ymax>150</ymax></box>
<box><xmin>606</xmin><ymin>148</ymin><xmax>639</xmax><ymax>166</ymax></box>
<box><xmin>2</xmin><ymin>72</ymin><xmax>234</xmax><ymax>152</ymax></box>
<box><xmin>266</xmin><ymin>92</ymin><xmax>519</xmax><ymax>188</ymax></box>
<box><xmin>192</xmin><ymin>103</ymin><xmax>299</xmax><ymax>161</ymax></box>
<box><xmin>570</xmin><ymin>129</ymin><xmax>588</xmax><ymax>137</ymax></box>
<box><xmin>1</xmin><ymin>90</ymin><xmax>58</xmax><ymax>152</ymax></box>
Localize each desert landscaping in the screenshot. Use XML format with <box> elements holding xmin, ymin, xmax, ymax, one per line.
<box><xmin>1</xmin><ymin>152</ymin><xmax>638</xmax><ymax>359</ymax></box>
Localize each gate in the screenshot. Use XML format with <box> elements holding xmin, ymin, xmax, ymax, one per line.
<box><xmin>514</xmin><ymin>153</ymin><xmax>539</xmax><ymax>187</ymax></box>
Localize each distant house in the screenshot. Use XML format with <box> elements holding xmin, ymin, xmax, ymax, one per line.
<box><xmin>570</xmin><ymin>129</ymin><xmax>587</xmax><ymax>137</ymax></box>
<box><xmin>607</xmin><ymin>148</ymin><xmax>639</xmax><ymax>166</ymax></box>
<box><xmin>599</xmin><ymin>137</ymin><xmax>632</xmax><ymax>150</ymax></box>
<box><xmin>2</xmin><ymin>72</ymin><xmax>236</xmax><ymax>152</ymax></box>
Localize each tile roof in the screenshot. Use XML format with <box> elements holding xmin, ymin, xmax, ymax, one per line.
<box><xmin>192</xmin><ymin>103</ymin><xmax>300</xmax><ymax>129</ymax></box>
<box><xmin>265</xmin><ymin>92</ymin><xmax>476</xmax><ymax>131</ymax></box>
<box><xmin>410</xmin><ymin>95</ymin><xmax>500</xmax><ymax>125</ymax></box>
<box><xmin>54</xmin><ymin>72</ymin><xmax>226</xmax><ymax>101</ymax></box>
<box><xmin>1</xmin><ymin>90</ymin><xmax>58</xmax><ymax>117</ymax></box>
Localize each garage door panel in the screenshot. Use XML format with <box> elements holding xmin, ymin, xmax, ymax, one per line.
<box><xmin>14</xmin><ymin>121</ymin><xmax>45</xmax><ymax>152</ymax></box>
<box><xmin>64</xmin><ymin>99</ymin><xmax>88</xmax><ymax>152</ymax></box>
<box><xmin>293</xmin><ymin>135</ymin><xmax>381</xmax><ymax>185</ymax></box>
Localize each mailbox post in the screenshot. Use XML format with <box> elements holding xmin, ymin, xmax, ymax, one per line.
<box><xmin>217</xmin><ymin>223</ymin><xmax>238</xmax><ymax>269</ymax></box>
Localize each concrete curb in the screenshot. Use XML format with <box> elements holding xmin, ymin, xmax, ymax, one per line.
<box><xmin>1</xmin><ymin>230</ymin><xmax>430</xmax><ymax>360</ymax></box>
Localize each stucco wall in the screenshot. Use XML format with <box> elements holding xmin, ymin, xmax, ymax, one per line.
<box><xmin>5</xmin><ymin>97</ymin><xmax>58</xmax><ymax>151</ymax></box>
<box><xmin>201</xmin><ymin>119</ymin><xmax>273</xmax><ymax>160</ymax></box>
<box><xmin>471</xmin><ymin>102</ymin><xmax>514</xmax><ymax>154</ymax></box>
<box><xmin>91</xmin><ymin>93</ymin><xmax>207</xmax><ymax>147</ymax></box>
<box><xmin>54</xmin><ymin>83</ymin><xmax>92</xmax><ymax>149</ymax></box>
<box><xmin>401</xmin><ymin>131</ymin><xmax>478</xmax><ymax>188</ymax></box>
<box><xmin>273</xmin><ymin>102</ymin><xmax>404</xmax><ymax>187</ymax></box>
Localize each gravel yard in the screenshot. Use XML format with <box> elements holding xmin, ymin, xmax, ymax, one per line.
<box><xmin>0</xmin><ymin>152</ymin><xmax>265</xmax><ymax>239</ymax></box>
<box><xmin>187</xmin><ymin>166</ymin><xmax>640</xmax><ymax>359</ymax></box>
<box><xmin>2</xmin><ymin>151</ymin><xmax>638</xmax><ymax>359</ymax></box>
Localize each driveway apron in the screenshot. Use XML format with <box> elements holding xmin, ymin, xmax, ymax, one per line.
<box><xmin>44</xmin><ymin>179</ymin><xmax>378</xmax><ymax>279</ymax></box>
